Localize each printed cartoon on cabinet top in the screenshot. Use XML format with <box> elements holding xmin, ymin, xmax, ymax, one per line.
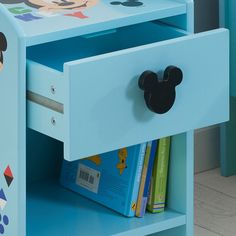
<box><xmin>0</xmin><ymin>0</ymin><xmax>175</xmax><ymax>43</ymax></box>
<box><xmin>0</xmin><ymin>0</ymin><xmax>144</xmax><ymax>22</ymax></box>
<box><xmin>0</xmin><ymin>33</ymin><xmax>7</xmax><ymax>72</ymax></box>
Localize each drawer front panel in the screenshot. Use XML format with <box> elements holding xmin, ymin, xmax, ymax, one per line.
<box><xmin>64</xmin><ymin>29</ymin><xmax>229</xmax><ymax>161</ymax></box>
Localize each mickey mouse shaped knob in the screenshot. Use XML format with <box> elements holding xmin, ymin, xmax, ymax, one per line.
<box><xmin>138</xmin><ymin>66</ymin><xmax>183</xmax><ymax>114</ymax></box>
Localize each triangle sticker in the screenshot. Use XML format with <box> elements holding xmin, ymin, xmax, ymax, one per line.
<box><xmin>4</xmin><ymin>166</ymin><xmax>13</xmax><ymax>178</ymax></box>
<box><xmin>5</xmin><ymin>176</ymin><xmax>13</xmax><ymax>187</ymax></box>
<box><xmin>0</xmin><ymin>189</ymin><xmax>6</xmax><ymax>201</ymax></box>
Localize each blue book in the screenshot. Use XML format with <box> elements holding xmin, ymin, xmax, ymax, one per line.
<box><xmin>60</xmin><ymin>143</ymin><xmax>147</xmax><ymax>217</ymax></box>
<box><xmin>136</xmin><ymin>140</ymin><xmax>158</xmax><ymax>217</ymax></box>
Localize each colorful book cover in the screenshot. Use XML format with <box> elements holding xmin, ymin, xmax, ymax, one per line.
<box><xmin>147</xmin><ymin>137</ymin><xmax>171</xmax><ymax>213</ymax></box>
<box><xmin>60</xmin><ymin>143</ymin><xmax>147</xmax><ymax>217</ymax></box>
<box><xmin>135</xmin><ymin>141</ymin><xmax>152</xmax><ymax>217</ymax></box>
<box><xmin>136</xmin><ymin>140</ymin><xmax>158</xmax><ymax>217</ymax></box>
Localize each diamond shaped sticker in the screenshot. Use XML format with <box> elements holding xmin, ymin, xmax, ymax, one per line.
<box><xmin>0</xmin><ymin>189</ymin><xmax>7</xmax><ymax>210</ymax></box>
<box><xmin>4</xmin><ymin>166</ymin><xmax>13</xmax><ymax>187</ymax></box>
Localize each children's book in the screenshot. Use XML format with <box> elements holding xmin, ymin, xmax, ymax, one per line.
<box><xmin>60</xmin><ymin>143</ymin><xmax>147</xmax><ymax>217</ymax></box>
<box><xmin>135</xmin><ymin>141</ymin><xmax>152</xmax><ymax>217</ymax></box>
<box><xmin>147</xmin><ymin>137</ymin><xmax>170</xmax><ymax>213</ymax></box>
<box><xmin>135</xmin><ymin>140</ymin><xmax>158</xmax><ymax>217</ymax></box>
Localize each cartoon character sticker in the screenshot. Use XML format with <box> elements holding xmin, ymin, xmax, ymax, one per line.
<box><xmin>0</xmin><ymin>0</ymin><xmax>143</xmax><ymax>23</ymax></box>
<box><xmin>86</xmin><ymin>155</ymin><xmax>101</xmax><ymax>165</ymax></box>
<box><xmin>116</xmin><ymin>148</ymin><xmax>128</xmax><ymax>175</ymax></box>
<box><xmin>0</xmin><ymin>33</ymin><xmax>7</xmax><ymax>72</ymax></box>
<box><xmin>0</xmin><ymin>0</ymin><xmax>99</xmax><ymax>13</ymax></box>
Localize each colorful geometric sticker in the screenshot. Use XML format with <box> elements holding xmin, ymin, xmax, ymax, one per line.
<box><xmin>4</xmin><ymin>166</ymin><xmax>14</xmax><ymax>187</ymax></box>
<box><xmin>0</xmin><ymin>189</ymin><xmax>7</xmax><ymax>210</ymax></box>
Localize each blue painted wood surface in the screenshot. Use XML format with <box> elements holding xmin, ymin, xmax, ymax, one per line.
<box><xmin>26</xmin><ymin>133</ymin><xmax>193</xmax><ymax>236</ymax></box>
<box><xmin>0</xmin><ymin>0</ymin><xmax>228</xmax><ymax>235</ymax></box>
<box><xmin>167</xmin><ymin>131</ymin><xmax>194</xmax><ymax>236</ymax></box>
<box><xmin>64</xmin><ymin>28</ymin><xmax>228</xmax><ymax>161</ymax></box>
<box><xmin>27</xmin><ymin>181</ymin><xmax>186</xmax><ymax>236</ymax></box>
<box><xmin>0</xmin><ymin>5</ymin><xmax>26</xmax><ymax>235</ymax></box>
<box><xmin>221</xmin><ymin>98</ymin><xmax>236</xmax><ymax>176</ymax></box>
<box><xmin>220</xmin><ymin>0</ymin><xmax>236</xmax><ymax>176</ymax></box>
<box><xmin>225</xmin><ymin>0</ymin><xmax>236</xmax><ymax>97</ymax></box>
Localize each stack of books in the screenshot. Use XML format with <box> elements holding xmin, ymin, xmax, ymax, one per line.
<box><xmin>60</xmin><ymin>137</ymin><xmax>171</xmax><ymax>218</ymax></box>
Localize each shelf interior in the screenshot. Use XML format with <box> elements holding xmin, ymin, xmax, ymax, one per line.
<box><xmin>27</xmin><ymin>180</ymin><xmax>186</xmax><ymax>236</ymax></box>
<box><xmin>26</xmin><ymin>129</ymin><xmax>190</xmax><ymax>236</ymax></box>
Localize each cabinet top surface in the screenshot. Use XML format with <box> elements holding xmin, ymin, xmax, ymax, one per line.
<box><xmin>1</xmin><ymin>0</ymin><xmax>187</xmax><ymax>45</ymax></box>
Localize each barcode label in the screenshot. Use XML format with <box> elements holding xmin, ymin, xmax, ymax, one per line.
<box><xmin>76</xmin><ymin>164</ymin><xmax>100</xmax><ymax>194</ymax></box>
<box><xmin>79</xmin><ymin>170</ymin><xmax>89</xmax><ymax>182</ymax></box>
<box><xmin>89</xmin><ymin>175</ymin><xmax>94</xmax><ymax>184</ymax></box>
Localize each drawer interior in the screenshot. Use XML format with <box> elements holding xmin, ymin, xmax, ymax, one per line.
<box><xmin>27</xmin><ymin>21</ymin><xmax>187</xmax><ymax>72</ymax></box>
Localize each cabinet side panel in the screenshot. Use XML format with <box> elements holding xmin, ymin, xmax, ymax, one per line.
<box><xmin>227</xmin><ymin>0</ymin><xmax>236</xmax><ymax>96</ymax></box>
<box><xmin>166</xmin><ymin>131</ymin><xmax>194</xmax><ymax>236</ymax></box>
<box><xmin>0</xmin><ymin>5</ymin><xmax>26</xmax><ymax>236</ymax></box>
<box><xmin>149</xmin><ymin>225</ymin><xmax>186</xmax><ymax>236</ymax></box>
<box><xmin>160</xmin><ymin>1</ymin><xmax>194</xmax><ymax>32</ymax></box>
<box><xmin>220</xmin><ymin>0</ymin><xmax>236</xmax><ymax>176</ymax></box>
<box><xmin>220</xmin><ymin>97</ymin><xmax>236</xmax><ymax>176</ymax></box>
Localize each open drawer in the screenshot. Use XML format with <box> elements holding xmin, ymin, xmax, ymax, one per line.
<box><xmin>26</xmin><ymin>22</ymin><xmax>229</xmax><ymax>161</ymax></box>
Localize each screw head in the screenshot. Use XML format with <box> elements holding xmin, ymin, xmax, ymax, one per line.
<box><xmin>51</xmin><ymin>85</ymin><xmax>56</xmax><ymax>94</ymax></box>
<box><xmin>51</xmin><ymin>117</ymin><xmax>56</xmax><ymax>126</ymax></box>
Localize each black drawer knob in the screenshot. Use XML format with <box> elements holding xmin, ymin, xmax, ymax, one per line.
<box><xmin>138</xmin><ymin>66</ymin><xmax>183</xmax><ymax>114</ymax></box>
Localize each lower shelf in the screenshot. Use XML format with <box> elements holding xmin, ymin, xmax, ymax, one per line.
<box><xmin>27</xmin><ymin>181</ymin><xmax>186</xmax><ymax>236</ymax></box>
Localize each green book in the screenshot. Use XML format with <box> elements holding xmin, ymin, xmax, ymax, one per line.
<box><xmin>147</xmin><ymin>137</ymin><xmax>170</xmax><ymax>213</ymax></box>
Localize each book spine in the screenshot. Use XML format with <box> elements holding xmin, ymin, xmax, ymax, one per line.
<box><xmin>138</xmin><ymin>140</ymin><xmax>158</xmax><ymax>217</ymax></box>
<box><xmin>135</xmin><ymin>141</ymin><xmax>152</xmax><ymax>217</ymax></box>
<box><xmin>126</xmin><ymin>142</ymin><xmax>147</xmax><ymax>217</ymax></box>
<box><xmin>147</xmin><ymin>137</ymin><xmax>170</xmax><ymax>213</ymax></box>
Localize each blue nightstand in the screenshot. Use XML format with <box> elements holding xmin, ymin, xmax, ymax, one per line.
<box><xmin>0</xmin><ymin>0</ymin><xmax>229</xmax><ymax>235</ymax></box>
